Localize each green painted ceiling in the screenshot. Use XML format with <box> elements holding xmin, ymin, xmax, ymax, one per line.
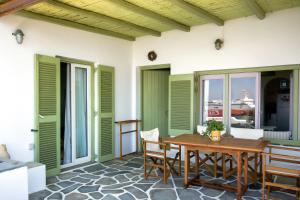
<box><xmin>22</xmin><ymin>0</ymin><xmax>300</xmax><ymax>40</ymax></box>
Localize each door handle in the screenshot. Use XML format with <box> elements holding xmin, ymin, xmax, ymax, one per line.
<box><xmin>31</xmin><ymin>129</ymin><xmax>39</xmax><ymax>132</ymax></box>
<box><xmin>39</xmin><ymin>114</ymin><xmax>45</xmax><ymax>119</ymax></box>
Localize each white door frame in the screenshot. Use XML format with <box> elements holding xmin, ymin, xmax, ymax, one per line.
<box><xmin>62</xmin><ymin>63</ymin><xmax>92</xmax><ymax>168</ymax></box>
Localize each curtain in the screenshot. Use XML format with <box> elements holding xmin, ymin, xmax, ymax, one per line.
<box><xmin>75</xmin><ymin>68</ymin><xmax>88</xmax><ymax>158</ymax></box>
<box><xmin>63</xmin><ymin>64</ymin><xmax>72</xmax><ymax>164</ymax></box>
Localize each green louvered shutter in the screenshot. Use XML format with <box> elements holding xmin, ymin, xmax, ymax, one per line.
<box><xmin>98</xmin><ymin>65</ymin><xmax>115</xmax><ymax>162</ymax></box>
<box><xmin>34</xmin><ymin>54</ymin><xmax>60</xmax><ymax>176</ymax></box>
<box><xmin>168</xmin><ymin>74</ymin><xmax>194</xmax><ymax>136</ymax></box>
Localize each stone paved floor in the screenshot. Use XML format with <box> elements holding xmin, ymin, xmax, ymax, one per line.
<box><xmin>29</xmin><ymin>154</ymin><xmax>296</xmax><ymax>200</ymax></box>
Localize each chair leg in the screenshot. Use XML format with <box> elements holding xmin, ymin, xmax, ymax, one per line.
<box><xmin>178</xmin><ymin>146</ymin><xmax>181</xmax><ymax>176</ymax></box>
<box><xmin>262</xmin><ymin>155</ymin><xmax>266</xmax><ymax>200</ymax></box>
<box><xmin>143</xmin><ymin>143</ymin><xmax>147</xmax><ymax>180</ymax></box>
<box><xmin>267</xmin><ymin>185</ymin><xmax>270</xmax><ymax>199</ymax></box>
<box><xmin>163</xmin><ymin>157</ymin><xmax>167</xmax><ymax>184</ymax></box>
<box><xmin>297</xmin><ymin>178</ymin><xmax>300</xmax><ymax>198</ymax></box>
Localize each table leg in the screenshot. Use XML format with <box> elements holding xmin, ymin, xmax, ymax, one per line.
<box><xmin>244</xmin><ymin>153</ymin><xmax>248</xmax><ymax>193</ymax></box>
<box><xmin>120</xmin><ymin>124</ymin><xmax>123</xmax><ymax>160</ymax></box>
<box><xmin>184</xmin><ymin>148</ymin><xmax>190</xmax><ymax>187</ymax></box>
<box><xmin>237</xmin><ymin>151</ymin><xmax>242</xmax><ymax>200</ymax></box>
<box><xmin>195</xmin><ymin>150</ymin><xmax>199</xmax><ymax>177</ymax></box>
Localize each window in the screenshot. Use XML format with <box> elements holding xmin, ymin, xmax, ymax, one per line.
<box><xmin>200</xmin><ymin>75</ymin><xmax>224</xmax><ymax>124</ymax></box>
<box><xmin>230</xmin><ymin>73</ymin><xmax>259</xmax><ymax>129</ymax></box>
<box><xmin>197</xmin><ymin>66</ymin><xmax>300</xmax><ymax>145</ymax></box>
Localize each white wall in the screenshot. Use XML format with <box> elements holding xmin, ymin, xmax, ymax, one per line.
<box><xmin>133</xmin><ymin>7</ymin><xmax>300</xmax><ymax>118</ymax></box>
<box><xmin>1</xmin><ymin>7</ymin><xmax>300</xmax><ymax>162</ymax></box>
<box><xmin>0</xmin><ymin>15</ymin><xmax>134</xmax><ymax>161</ymax></box>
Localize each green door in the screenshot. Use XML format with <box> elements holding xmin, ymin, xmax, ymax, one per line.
<box><xmin>142</xmin><ymin>69</ymin><xmax>170</xmax><ymax>136</ymax></box>
<box><xmin>98</xmin><ymin>65</ymin><xmax>115</xmax><ymax>162</ymax></box>
<box><xmin>34</xmin><ymin>54</ymin><xmax>61</xmax><ymax>177</ymax></box>
<box><xmin>168</xmin><ymin>74</ymin><xmax>194</xmax><ymax>136</ymax></box>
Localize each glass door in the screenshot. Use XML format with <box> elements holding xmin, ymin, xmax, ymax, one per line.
<box><xmin>229</xmin><ymin>73</ymin><xmax>260</xmax><ymax>129</ymax></box>
<box><xmin>200</xmin><ymin>75</ymin><xmax>225</xmax><ymax>125</ymax></box>
<box><xmin>71</xmin><ymin>63</ymin><xmax>92</xmax><ymax>165</ymax></box>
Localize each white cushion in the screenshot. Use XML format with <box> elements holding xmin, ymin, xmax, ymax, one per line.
<box><xmin>146</xmin><ymin>149</ymin><xmax>178</xmax><ymax>159</ymax></box>
<box><xmin>141</xmin><ymin>128</ymin><xmax>160</xmax><ymax>151</ymax></box>
<box><xmin>264</xmin><ymin>131</ymin><xmax>291</xmax><ymax>140</ymax></box>
<box><xmin>197</xmin><ymin>125</ymin><xmax>207</xmax><ymax>135</ymax></box>
<box><xmin>221</xmin><ymin>128</ymin><xmax>226</xmax><ymax>136</ymax></box>
<box><xmin>231</xmin><ymin>127</ymin><xmax>263</xmax><ymax>140</ymax></box>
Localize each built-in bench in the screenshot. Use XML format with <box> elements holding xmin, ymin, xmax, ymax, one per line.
<box><xmin>26</xmin><ymin>162</ymin><xmax>46</xmax><ymax>194</ymax></box>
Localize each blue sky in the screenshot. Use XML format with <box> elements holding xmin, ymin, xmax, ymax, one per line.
<box><xmin>205</xmin><ymin>77</ymin><xmax>256</xmax><ymax>101</ymax></box>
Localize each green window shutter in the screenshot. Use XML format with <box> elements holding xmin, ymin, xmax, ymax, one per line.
<box><xmin>34</xmin><ymin>54</ymin><xmax>61</xmax><ymax>177</ymax></box>
<box><xmin>168</xmin><ymin>74</ymin><xmax>194</xmax><ymax>136</ymax></box>
<box><xmin>98</xmin><ymin>65</ymin><xmax>115</xmax><ymax>162</ymax></box>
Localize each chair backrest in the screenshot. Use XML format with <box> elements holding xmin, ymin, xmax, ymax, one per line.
<box><xmin>197</xmin><ymin>125</ymin><xmax>207</xmax><ymax>135</ymax></box>
<box><xmin>264</xmin><ymin>131</ymin><xmax>291</xmax><ymax>140</ymax></box>
<box><xmin>140</xmin><ymin>128</ymin><xmax>160</xmax><ymax>151</ymax></box>
<box><xmin>221</xmin><ymin>127</ymin><xmax>226</xmax><ymax>136</ymax></box>
<box><xmin>231</xmin><ymin>127</ymin><xmax>263</xmax><ymax>140</ymax></box>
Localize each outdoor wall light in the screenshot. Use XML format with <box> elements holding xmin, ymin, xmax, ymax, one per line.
<box><xmin>215</xmin><ymin>39</ymin><xmax>223</xmax><ymax>50</ymax></box>
<box><xmin>12</xmin><ymin>29</ymin><xmax>25</xmax><ymax>44</ymax></box>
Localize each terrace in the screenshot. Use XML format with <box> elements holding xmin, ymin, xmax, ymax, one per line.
<box><xmin>0</xmin><ymin>0</ymin><xmax>300</xmax><ymax>200</ymax></box>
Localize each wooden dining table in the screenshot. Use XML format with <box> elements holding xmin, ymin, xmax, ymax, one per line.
<box><xmin>164</xmin><ymin>134</ymin><xmax>268</xmax><ymax>200</ymax></box>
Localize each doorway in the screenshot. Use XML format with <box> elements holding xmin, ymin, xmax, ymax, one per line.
<box><xmin>60</xmin><ymin>62</ymin><xmax>92</xmax><ymax>167</ymax></box>
<box><xmin>261</xmin><ymin>71</ymin><xmax>292</xmax><ymax>131</ymax></box>
<box><xmin>141</xmin><ymin>66</ymin><xmax>170</xmax><ymax>136</ymax></box>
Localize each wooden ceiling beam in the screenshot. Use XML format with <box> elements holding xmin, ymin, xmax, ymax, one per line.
<box><xmin>172</xmin><ymin>0</ymin><xmax>224</xmax><ymax>26</ymax></box>
<box><xmin>46</xmin><ymin>0</ymin><xmax>160</xmax><ymax>37</ymax></box>
<box><xmin>243</xmin><ymin>0</ymin><xmax>265</xmax><ymax>20</ymax></box>
<box><xmin>16</xmin><ymin>10</ymin><xmax>135</xmax><ymax>41</ymax></box>
<box><xmin>109</xmin><ymin>0</ymin><xmax>190</xmax><ymax>32</ymax></box>
<box><xmin>0</xmin><ymin>0</ymin><xmax>43</xmax><ymax>17</ymax></box>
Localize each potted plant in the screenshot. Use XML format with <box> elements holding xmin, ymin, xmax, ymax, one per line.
<box><xmin>205</xmin><ymin>120</ymin><xmax>224</xmax><ymax>142</ymax></box>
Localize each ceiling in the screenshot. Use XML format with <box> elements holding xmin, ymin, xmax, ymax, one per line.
<box><xmin>7</xmin><ymin>0</ymin><xmax>300</xmax><ymax>41</ymax></box>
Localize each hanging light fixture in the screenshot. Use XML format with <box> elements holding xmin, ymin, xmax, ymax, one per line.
<box><xmin>12</xmin><ymin>29</ymin><xmax>25</xmax><ymax>44</ymax></box>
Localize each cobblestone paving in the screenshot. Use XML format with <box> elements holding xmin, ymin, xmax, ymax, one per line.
<box><xmin>29</xmin><ymin>154</ymin><xmax>295</xmax><ymax>200</ymax></box>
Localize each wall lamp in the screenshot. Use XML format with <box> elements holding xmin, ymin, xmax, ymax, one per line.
<box><xmin>215</xmin><ymin>39</ymin><xmax>223</xmax><ymax>50</ymax></box>
<box><xmin>12</xmin><ymin>29</ymin><xmax>25</xmax><ymax>44</ymax></box>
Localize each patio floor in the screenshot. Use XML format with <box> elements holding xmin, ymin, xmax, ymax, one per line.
<box><xmin>29</xmin><ymin>154</ymin><xmax>295</xmax><ymax>200</ymax></box>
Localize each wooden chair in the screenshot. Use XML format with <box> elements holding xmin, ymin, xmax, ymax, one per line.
<box><xmin>141</xmin><ymin>128</ymin><xmax>181</xmax><ymax>183</ymax></box>
<box><xmin>223</xmin><ymin>127</ymin><xmax>263</xmax><ymax>183</ymax></box>
<box><xmin>262</xmin><ymin>145</ymin><xmax>300</xmax><ymax>199</ymax></box>
<box><xmin>194</xmin><ymin>125</ymin><xmax>226</xmax><ymax>177</ymax></box>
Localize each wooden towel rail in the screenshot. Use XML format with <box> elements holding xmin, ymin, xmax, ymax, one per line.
<box><xmin>115</xmin><ymin>119</ymin><xmax>142</xmax><ymax>160</ymax></box>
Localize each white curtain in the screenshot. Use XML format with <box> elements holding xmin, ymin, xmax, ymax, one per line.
<box><xmin>63</xmin><ymin>64</ymin><xmax>72</xmax><ymax>164</ymax></box>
